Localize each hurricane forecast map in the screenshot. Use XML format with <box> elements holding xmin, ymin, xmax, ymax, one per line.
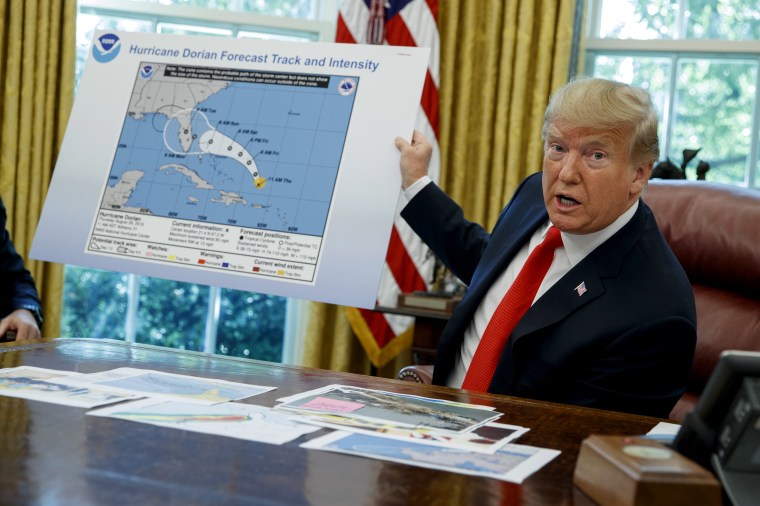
<box><xmin>89</xmin><ymin>62</ymin><xmax>358</xmax><ymax>283</ymax></box>
<box><xmin>32</xmin><ymin>31</ymin><xmax>430</xmax><ymax>308</ymax></box>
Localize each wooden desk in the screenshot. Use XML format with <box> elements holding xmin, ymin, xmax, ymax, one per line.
<box><xmin>0</xmin><ymin>338</ymin><xmax>666</xmax><ymax>506</ymax></box>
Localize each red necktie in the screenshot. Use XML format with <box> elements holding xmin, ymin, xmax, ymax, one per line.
<box><xmin>462</xmin><ymin>226</ymin><xmax>564</xmax><ymax>392</ymax></box>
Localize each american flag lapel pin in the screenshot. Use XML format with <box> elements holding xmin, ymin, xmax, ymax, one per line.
<box><xmin>575</xmin><ymin>282</ymin><xmax>587</xmax><ymax>297</ymax></box>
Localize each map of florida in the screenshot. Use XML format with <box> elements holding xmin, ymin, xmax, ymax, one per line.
<box><xmin>128</xmin><ymin>67</ymin><xmax>267</xmax><ymax>190</ymax></box>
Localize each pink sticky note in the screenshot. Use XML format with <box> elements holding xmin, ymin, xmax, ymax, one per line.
<box><xmin>302</xmin><ymin>396</ymin><xmax>364</xmax><ymax>413</ymax></box>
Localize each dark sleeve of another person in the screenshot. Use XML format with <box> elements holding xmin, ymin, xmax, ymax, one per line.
<box><xmin>0</xmin><ymin>197</ymin><xmax>42</xmax><ymax>318</ymax></box>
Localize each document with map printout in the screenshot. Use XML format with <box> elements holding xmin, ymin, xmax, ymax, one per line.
<box><xmin>294</xmin><ymin>414</ymin><xmax>528</xmax><ymax>454</ymax></box>
<box><xmin>302</xmin><ymin>431</ymin><xmax>561</xmax><ymax>483</ymax></box>
<box><xmin>275</xmin><ymin>384</ymin><xmax>501</xmax><ymax>432</ymax></box>
<box><xmin>31</xmin><ymin>31</ymin><xmax>430</xmax><ymax>309</ymax></box>
<box><xmin>48</xmin><ymin>367</ymin><xmax>273</xmax><ymax>405</ymax></box>
<box><xmin>0</xmin><ymin>366</ymin><xmax>141</xmax><ymax>408</ymax></box>
<box><xmin>89</xmin><ymin>398</ymin><xmax>319</xmax><ymax>445</ymax></box>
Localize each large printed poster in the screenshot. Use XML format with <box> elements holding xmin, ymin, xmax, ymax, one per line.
<box><xmin>32</xmin><ymin>32</ymin><xmax>429</xmax><ymax>308</ymax></box>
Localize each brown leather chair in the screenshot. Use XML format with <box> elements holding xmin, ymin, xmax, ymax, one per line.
<box><xmin>398</xmin><ymin>179</ymin><xmax>760</xmax><ymax>421</ymax></box>
<box><xmin>643</xmin><ymin>180</ymin><xmax>760</xmax><ymax>420</ymax></box>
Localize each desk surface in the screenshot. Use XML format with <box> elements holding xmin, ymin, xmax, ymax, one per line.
<box><xmin>0</xmin><ymin>338</ymin><xmax>665</xmax><ymax>506</ymax></box>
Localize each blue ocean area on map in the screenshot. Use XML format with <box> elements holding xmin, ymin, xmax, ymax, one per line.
<box><xmin>106</xmin><ymin>70</ymin><xmax>357</xmax><ymax>236</ymax></box>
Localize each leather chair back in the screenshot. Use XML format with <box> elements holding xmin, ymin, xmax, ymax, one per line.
<box><xmin>643</xmin><ymin>180</ymin><xmax>760</xmax><ymax>420</ymax></box>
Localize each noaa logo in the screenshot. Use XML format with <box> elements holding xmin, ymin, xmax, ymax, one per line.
<box><xmin>92</xmin><ymin>33</ymin><xmax>121</xmax><ymax>63</ymax></box>
<box><xmin>139</xmin><ymin>65</ymin><xmax>155</xmax><ymax>79</ymax></box>
<box><xmin>338</xmin><ymin>78</ymin><xmax>356</xmax><ymax>96</ymax></box>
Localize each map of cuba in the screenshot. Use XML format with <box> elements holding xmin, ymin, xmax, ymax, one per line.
<box><xmin>102</xmin><ymin>62</ymin><xmax>358</xmax><ymax>237</ymax></box>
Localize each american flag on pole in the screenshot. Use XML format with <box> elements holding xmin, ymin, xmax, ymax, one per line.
<box><xmin>338</xmin><ymin>0</ymin><xmax>440</xmax><ymax>368</ymax></box>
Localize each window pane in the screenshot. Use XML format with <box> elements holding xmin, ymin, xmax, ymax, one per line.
<box><xmin>216</xmin><ymin>290</ymin><xmax>286</xmax><ymax>362</ymax></box>
<box><xmin>157</xmin><ymin>23</ymin><xmax>232</xmax><ymax>37</ymax></box>
<box><xmin>238</xmin><ymin>30</ymin><xmax>313</xmax><ymax>42</ymax></box>
<box><xmin>129</xmin><ymin>0</ymin><xmax>315</xmax><ymax>19</ymax></box>
<box><xmin>135</xmin><ymin>278</ymin><xmax>210</xmax><ymax>350</ymax></box>
<box><xmin>242</xmin><ymin>0</ymin><xmax>313</xmax><ymax>18</ymax></box>
<box><xmin>61</xmin><ymin>267</ymin><xmax>128</xmax><ymax>340</ymax></box>
<box><xmin>131</xmin><ymin>0</ymin><xmax>239</xmax><ymax>8</ymax></box>
<box><xmin>591</xmin><ymin>54</ymin><xmax>673</xmax><ymax>150</ymax></box>
<box><xmin>685</xmin><ymin>0</ymin><xmax>760</xmax><ymax>40</ymax></box>
<box><xmin>670</xmin><ymin>59</ymin><xmax>757</xmax><ymax>184</ymax></box>
<box><xmin>599</xmin><ymin>0</ymin><xmax>680</xmax><ymax>39</ymax></box>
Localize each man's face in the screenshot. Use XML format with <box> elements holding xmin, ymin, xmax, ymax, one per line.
<box><xmin>541</xmin><ymin>122</ymin><xmax>651</xmax><ymax>235</ymax></box>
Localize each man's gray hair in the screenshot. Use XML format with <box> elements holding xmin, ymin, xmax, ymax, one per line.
<box><xmin>542</xmin><ymin>77</ymin><xmax>660</xmax><ymax>165</ymax></box>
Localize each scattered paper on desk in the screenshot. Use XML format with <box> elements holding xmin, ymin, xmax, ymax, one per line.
<box><xmin>302</xmin><ymin>396</ymin><xmax>364</xmax><ymax>413</ymax></box>
<box><xmin>88</xmin><ymin>398</ymin><xmax>319</xmax><ymax>444</ymax></box>
<box><xmin>647</xmin><ymin>421</ymin><xmax>681</xmax><ymax>436</ymax></box>
<box><xmin>48</xmin><ymin>367</ymin><xmax>274</xmax><ymax>404</ymax></box>
<box><xmin>275</xmin><ymin>384</ymin><xmax>501</xmax><ymax>432</ymax></box>
<box><xmin>301</xmin><ymin>431</ymin><xmax>560</xmax><ymax>483</ymax></box>
<box><xmin>0</xmin><ymin>366</ymin><xmax>141</xmax><ymax>408</ymax></box>
<box><xmin>276</xmin><ymin>384</ymin><xmax>496</xmax><ymax>411</ymax></box>
<box><xmin>295</xmin><ymin>414</ymin><xmax>528</xmax><ymax>454</ymax></box>
<box><xmin>643</xmin><ymin>421</ymin><xmax>682</xmax><ymax>444</ymax></box>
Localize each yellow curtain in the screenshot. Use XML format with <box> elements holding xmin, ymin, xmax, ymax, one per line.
<box><xmin>300</xmin><ymin>0</ymin><xmax>576</xmax><ymax>376</ymax></box>
<box><xmin>301</xmin><ymin>301</ymin><xmax>370</xmax><ymax>373</ymax></box>
<box><xmin>439</xmin><ymin>0</ymin><xmax>575</xmax><ymax>227</ymax></box>
<box><xmin>300</xmin><ymin>301</ymin><xmax>411</xmax><ymax>377</ymax></box>
<box><xmin>0</xmin><ymin>0</ymin><xmax>77</xmax><ymax>337</ymax></box>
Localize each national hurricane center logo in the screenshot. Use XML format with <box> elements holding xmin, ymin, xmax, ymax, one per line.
<box><xmin>338</xmin><ymin>78</ymin><xmax>356</xmax><ymax>96</ymax></box>
<box><xmin>140</xmin><ymin>64</ymin><xmax>155</xmax><ymax>79</ymax></box>
<box><xmin>92</xmin><ymin>33</ymin><xmax>121</xmax><ymax>63</ymax></box>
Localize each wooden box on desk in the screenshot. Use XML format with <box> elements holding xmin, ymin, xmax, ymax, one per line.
<box><xmin>573</xmin><ymin>435</ymin><xmax>721</xmax><ymax>506</ymax></box>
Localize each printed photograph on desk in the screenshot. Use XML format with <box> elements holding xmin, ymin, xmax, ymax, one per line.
<box><xmin>88</xmin><ymin>398</ymin><xmax>319</xmax><ymax>444</ymax></box>
<box><xmin>293</xmin><ymin>414</ymin><xmax>528</xmax><ymax>454</ymax></box>
<box><xmin>276</xmin><ymin>384</ymin><xmax>496</xmax><ymax>410</ymax></box>
<box><xmin>47</xmin><ymin>367</ymin><xmax>274</xmax><ymax>405</ymax></box>
<box><xmin>275</xmin><ymin>384</ymin><xmax>501</xmax><ymax>432</ymax></box>
<box><xmin>0</xmin><ymin>366</ymin><xmax>142</xmax><ymax>409</ymax></box>
<box><xmin>301</xmin><ymin>431</ymin><xmax>560</xmax><ymax>483</ymax></box>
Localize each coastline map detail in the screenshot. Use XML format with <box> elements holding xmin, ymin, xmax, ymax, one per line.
<box><xmin>88</xmin><ymin>62</ymin><xmax>358</xmax><ymax>283</ymax></box>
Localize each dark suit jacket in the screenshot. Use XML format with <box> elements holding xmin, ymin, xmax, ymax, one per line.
<box><xmin>401</xmin><ymin>173</ymin><xmax>696</xmax><ymax>418</ymax></box>
<box><xmin>0</xmin><ymin>196</ymin><xmax>42</xmax><ymax>321</ymax></box>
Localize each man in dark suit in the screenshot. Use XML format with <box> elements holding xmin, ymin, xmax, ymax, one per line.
<box><xmin>0</xmin><ymin>195</ymin><xmax>43</xmax><ymax>341</ymax></box>
<box><xmin>394</xmin><ymin>77</ymin><xmax>696</xmax><ymax>418</ymax></box>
